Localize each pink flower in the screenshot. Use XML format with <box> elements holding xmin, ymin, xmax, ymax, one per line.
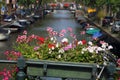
<box><xmin>4</xmin><ymin>51</ymin><xmax>21</xmax><ymax>60</ymax></box>
<box><xmin>67</xmin><ymin>27</ymin><xmax>72</xmax><ymax>32</ymax></box>
<box><xmin>52</xmin><ymin>31</ymin><xmax>58</xmax><ymax>36</ymax></box>
<box><xmin>70</xmin><ymin>33</ymin><xmax>76</xmax><ymax>39</ymax></box>
<box><xmin>16</xmin><ymin>35</ymin><xmax>27</xmax><ymax>43</ymax></box>
<box><xmin>26</xmin><ymin>34</ymin><xmax>37</xmax><ymax>43</ymax></box>
<box><xmin>47</xmin><ymin>27</ymin><xmax>53</xmax><ymax>33</ymax></box>
<box><xmin>100</xmin><ymin>41</ymin><xmax>105</xmax><ymax>44</ymax></box>
<box><xmin>59</xmin><ymin>33</ymin><xmax>64</xmax><ymax>37</ymax></box>
<box><xmin>23</xmin><ymin>30</ymin><xmax>27</xmax><ymax>35</ymax></box>
<box><xmin>60</xmin><ymin>29</ymin><xmax>66</xmax><ymax>34</ymax></box>
<box><xmin>80</xmin><ymin>31</ymin><xmax>86</xmax><ymax>35</ymax></box>
<box><xmin>64</xmin><ymin>44</ymin><xmax>73</xmax><ymax>51</ymax></box>
<box><xmin>34</xmin><ymin>46</ymin><xmax>40</xmax><ymax>51</ymax></box>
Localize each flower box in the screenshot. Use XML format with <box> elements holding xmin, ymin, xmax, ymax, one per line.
<box><xmin>25</xmin><ymin>59</ymin><xmax>108</xmax><ymax>80</ymax></box>
<box><xmin>3</xmin><ymin>27</ymin><xmax>120</xmax><ymax>80</ymax></box>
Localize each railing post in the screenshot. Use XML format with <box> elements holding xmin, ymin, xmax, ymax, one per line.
<box><xmin>107</xmin><ymin>62</ymin><xmax>116</xmax><ymax>80</ymax></box>
<box><xmin>91</xmin><ymin>64</ymin><xmax>97</xmax><ymax>80</ymax></box>
<box><xmin>16</xmin><ymin>56</ymin><xmax>26</xmax><ymax>80</ymax></box>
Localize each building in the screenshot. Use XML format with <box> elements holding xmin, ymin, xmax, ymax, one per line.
<box><xmin>5</xmin><ymin>0</ymin><xmax>17</xmax><ymax>14</ymax></box>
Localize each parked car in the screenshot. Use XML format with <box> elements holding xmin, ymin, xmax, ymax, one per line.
<box><xmin>102</xmin><ymin>16</ymin><xmax>114</xmax><ymax>27</ymax></box>
<box><xmin>111</xmin><ymin>20</ymin><xmax>120</xmax><ymax>33</ymax></box>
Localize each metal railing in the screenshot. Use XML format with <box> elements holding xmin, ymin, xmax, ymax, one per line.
<box><xmin>0</xmin><ymin>57</ymin><xmax>120</xmax><ymax>80</ymax></box>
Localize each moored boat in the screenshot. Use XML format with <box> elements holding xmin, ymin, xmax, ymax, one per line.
<box><xmin>33</xmin><ymin>15</ymin><xmax>41</xmax><ymax>20</ymax></box>
<box><xmin>0</xmin><ymin>28</ymin><xmax>11</xmax><ymax>41</ymax></box>
<box><xmin>18</xmin><ymin>19</ymin><xmax>28</xmax><ymax>26</ymax></box>
<box><xmin>1</xmin><ymin>24</ymin><xmax>20</xmax><ymax>33</ymax></box>
<box><xmin>86</xmin><ymin>27</ymin><xmax>100</xmax><ymax>35</ymax></box>
<box><xmin>9</xmin><ymin>21</ymin><xmax>25</xmax><ymax>30</ymax></box>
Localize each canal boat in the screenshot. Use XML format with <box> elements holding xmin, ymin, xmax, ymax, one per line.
<box><xmin>26</xmin><ymin>16</ymin><xmax>35</xmax><ymax>24</ymax></box>
<box><xmin>92</xmin><ymin>31</ymin><xmax>103</xmax><ymax>39</ymax></box>
<box><xmin>86</xmin><ymin>27</ymin><xmax>100</xmax><ymax>35</ymax></box>
<box><xmin>33</xmin><ymin>15</ymin><xmax>41</xmax><ymax>20</ymax></box>
<box><xmin>1</xmin><ymin>26</ymin><xmax>18</xmax><ymax>33</ymax></box>
<box><xmin>0</xmin><ymin>28</ymin><xmax>11</xmax><ymax>41</ymax></box>
<box><xmin>18</xmin><ymin>19</ymin><xmax>29</xmax><ymax>26</ymax></box>
<box><xmin>9</xmin><ymin>21</ymin><xmax>25</xmax><ymax>30</ymax></box>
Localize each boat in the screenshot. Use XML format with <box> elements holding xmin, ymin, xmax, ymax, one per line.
<box><xmin>9</xmin><ymin>21</ymin><xmax>25</xmax><ymax>30</ymax></box>
<box><xmin>26</xmin><ymin>16</ymin><xmax>35</xmax><ymax>24</ymax></box>
<box><xmin>1</xmin><ymin>24</ymin><xmax>20</xmax><ymax>33</ymax></box>
<box><xmin>92</xmin><ymin>31</ymin><xmax>103</xmax><ymax>39</ymax></box>
<box><xmin>5</xmin><ymin>19</ymin><xmax>29</xmax><ymax>32</ymax></box>
<box><xmin>0</xmin><ymin>28</ymin><xmax>11</xmax><ymax>41</ymax></box>
<box><xmin>33</xmin><ymin>15</ymin><xmax>41</xmax><ymax>20</ymax></box>
<box><xmin>86</xmin><ymin>27</ymin><xmax>100</xmax><ymax>35</ymax></box>
<box><xmin>18</xmin><ymin>19</ymin><xmax>29</xmax><ymax>26</ymax></box>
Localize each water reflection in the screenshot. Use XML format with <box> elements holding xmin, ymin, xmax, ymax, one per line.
<box><xmin>0</xmin><ymin>42</ymin><xmax>8</xmax><ymax>48</ymax></box>
<box><xmin>0</xmin><ymin>41</ymin><xmax>9</xmax><ymax>59</ymax></box>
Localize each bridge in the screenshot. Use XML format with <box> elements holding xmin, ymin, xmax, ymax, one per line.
<box><xmin>0</xmin><ymin>56</ymin><xmax>120</xmax><ymax>80</ymax></box>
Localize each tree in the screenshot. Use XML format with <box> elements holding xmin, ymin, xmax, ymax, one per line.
<box><xmin>17</xmin><ymin>0</ymin><xmax>36</xmax><ymax>7</ymax></box>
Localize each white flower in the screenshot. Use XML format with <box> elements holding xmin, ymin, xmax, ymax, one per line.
<box><xmin>97</xmin><ymin>47</ymin><xmax>103</xmax><ymax>51</ymax></box>
<box><xmin>101</xmin><ymin>43</ymin><xmax>108</xmax><ymax>49</ymax></box>
<box><xmin>51</xmin><ymin>37</ymin><xmax>57</xmax><ymax>42</ymax></box>
<box><xmin>95</xmin><ymin>50</ymin><xmax>98</xmax><ymax>53</ymax></box>
<box><xmin>87</xmin><ymin>46</ymin><xmax>95</xmax><ymax>53</ymax></box>
<box><xmin>82</xmin><ymin>48</ymin><xmax>87</xmax><ymax>51</ymax></box>
<box><xmin>58</xmin><ymin>48</ymin><xmax>65</xmax><ymax>53</ymax></box>
<box><xmin>56</xmin><ymin>42</ymin><xmax>59</xmax><ymax>48</ymax></box>
<box><xmin>88</xmin><ymin>49</ymin><xmax>94</xmax><ymax>53</ymax></box>
<box><xmin>108</xmin><ymin>45</ymin><xmax>113</xmax><ymax>50</ymax></box>
<box><xmin>58</xmin><ymin>54</ymin><xmax>61</xmax><ymax>59</ymax></box>
<box><xmin>88</xmin><ymin>41</ymin><xmax>93</xmax><ymax>46</ymax></box>
<box><xmin>48</xmin><ymin>49</ymin><xmax>52</xmax><ymax>54</ymax></box>
<box><xmin>81</xmin><ymin>51</ymin><xmax>84</xmax><ymax>54</ymax></box>
<box><xmin>78</xmin><ymin>41</ymin><xmax>82</xmax><ymax>45</ymax></box>
<box><xmin>50</xmin><ymin>37</ymin><xmax>54</xmax><ymax>41</ymax></box>
<box><xmin>61</xmin><ymin>38</ymin><xmax>68</xmax><ymax>43</ymax></box>
<box><xmin>51</xmin><ymin>46</ymin><xmax>55</xmax><ymax>50</ymax></box>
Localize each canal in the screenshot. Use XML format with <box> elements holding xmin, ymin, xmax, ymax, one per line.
<box><xmin>0</xmin><ymin>10</ymin><xmax>119</xmax><ymax>59</ymax></box>
<box><xmin>0</xmin><ymin>10</ymin><xmax>91</xmax><ymax>59</ymax></box>
<box><xmin>0</xmin><ymin>10</ymin><xmax>93</xmax><ymax>80</ymax></box>
<box><xmin>0</xmin><ymin>10</ymin><xmax>120</xmax><ymax>80</ymax></box>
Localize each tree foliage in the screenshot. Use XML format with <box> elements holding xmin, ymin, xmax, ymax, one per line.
<box><xmin>18</xmin><ymin>0</ymin><xmax>36</xmax><ymax>6</ymax></box>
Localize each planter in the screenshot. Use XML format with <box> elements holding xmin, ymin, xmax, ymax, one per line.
<box><xmin>25</xmin><ymin>59</ymin><xmax>109</xmax><ymax>80</ymax></box>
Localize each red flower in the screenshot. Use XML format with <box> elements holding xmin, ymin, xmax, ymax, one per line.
<box><xmin>48</xmin><ymin>44</ymin><xmax>55</xmax><ymax>49</ymax></box>
<box><xmin>37</xmin><ymin>36</ymin><xmax>45</xmax><ymax>44</ymax></box>
<box><xmin>81</xmin><ymin>40</ymin><xmax>87</xmax><ymax>45</ymax></box>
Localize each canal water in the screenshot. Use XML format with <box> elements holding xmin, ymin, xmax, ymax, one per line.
<box><xmin>0</xmin><ymin>10</ymin><xmax>120</xmax><ymax>80</ymax></box>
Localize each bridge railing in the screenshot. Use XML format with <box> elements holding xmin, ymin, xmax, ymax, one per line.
<box><xmin>0</xmin><ymin>57</ymin><xmax>120</xmax><ymax>80</ymax></box>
